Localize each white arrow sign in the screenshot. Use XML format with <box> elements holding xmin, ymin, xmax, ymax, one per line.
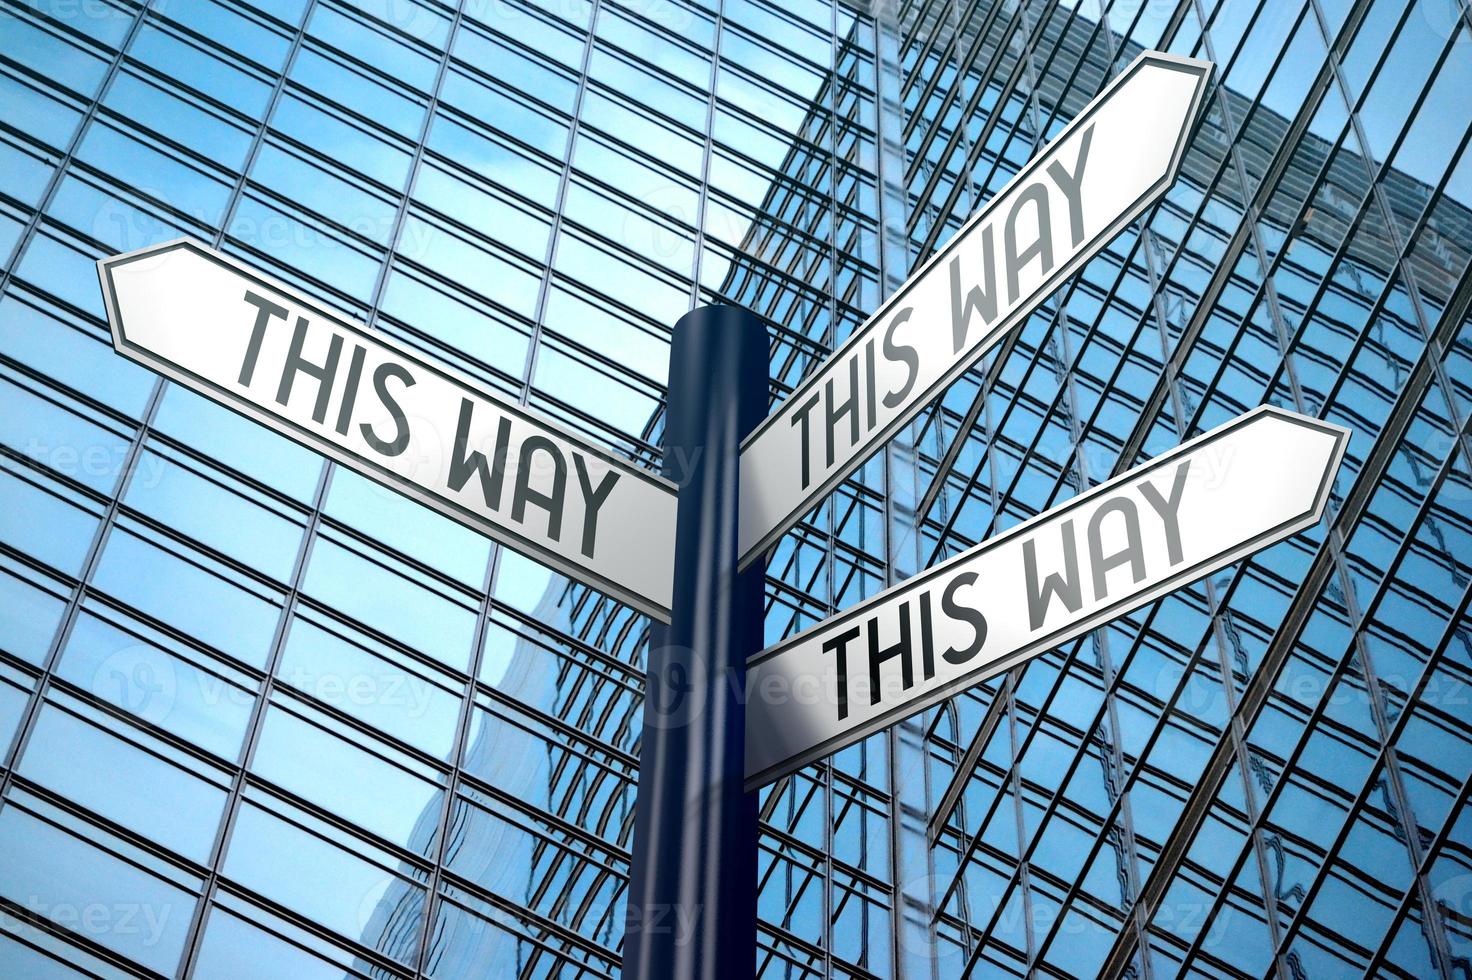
<box><xmin>98</xmin><ymin>239</ymin><xmax>678</xmax><ymax>622</ymax></box>
<box><xmin>744</xmin><ymin>407</ymin><xmax>1348</xmax><ymax>791</ymax></box>
<box><xmin>738</xmin><ymin>51</ymin><xmax>1213</xmax><ymax>567</ymax></box>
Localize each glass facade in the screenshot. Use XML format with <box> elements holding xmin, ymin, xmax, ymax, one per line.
<box><xmin>0</xmin><ymin>0</ymin><xmax>1468</xmax><ymax>977</ymax></box>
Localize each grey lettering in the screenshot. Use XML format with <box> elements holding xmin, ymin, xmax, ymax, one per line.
<box><xmin>239</xmin><ymin>290</ymin><xmax>286</xmax><ymax>386</ymax></box>
<box><xmin>275</xmin><ymin>316</ymin><xmax>341</xmax><ymax>424</ymax></box>
<box><xmin>448</xmin><ymin>400</ymin><xmax>512</xmax><ymax>510</ymax></box>
<box><xmin>1005</xmin><ymin>183</ymin><xmax>1053</xmax><ymax>303</ymax></box>
<box><xmin>573</xmin><ymin>455</ymin><xmax>620</xmax><ymax>559</ymax></box>
<box><xmin>949</xmin><ymin>225</ymin><xmax>997</xmax><ymax>353</ymax></box>
<box><xmin>1024</xmin><ymin>519</ymin><xmax>1082</xmax><ymax>631</ymax></box>
<box><xmin>1138</xmin><ymin>459</ymin><xmax>1190</xmax><ymax>566</ymax></box>
<box><xmin>941</xmin><ymin>571</ymin><xmax>988</xmax><ymax>664</ymax></box>
<box><xmin>360</xmin><ymin>362</ymin><xmax>413</xmax><ymax>456</ymax></box>
<box><xmin>881</xmin><ymin>306</ymin><xmax>918</xmax><ymax>410</ymax></box>
<box><xmin>334</xmin><ymin>345</ymin><xmax>367</xmax><ymax>436</ymax></box>
<box><xmin>1087</xmin><ymin>497</ymin><xmax>1145</xmax><ymax>601</ymax></box>
<box><xmin>790</xmin><ymin>392</ymin><xmax>820</xmax><ymax>490</ymax></box>
<box><xmin>1045</xmin><ymin>123</ymin><xmax>1093</xmax><ymax>248</ymax></box>
<box><xmin>825</xmin><ymin>355</ymin><xmax>860</xmax><ymax>468</ymax></box>
<box><xmin>866</xmin><ymin>604</ymin><xmax>913</xmax><ymax>705</ymax></box>
<box><xmin>513</xmin><ymin>436</ymin><xmax>566</xmax><ymax>541</ymax></box>
<box><xmin>822</xmin><ymin>625</ymin><xmax>861</xmax><ymax>721</ymax></box>
<box><xmin>1136</xmin><ymin>459</ymin><xmax>1195</xmax><ymax>565</ymax></box>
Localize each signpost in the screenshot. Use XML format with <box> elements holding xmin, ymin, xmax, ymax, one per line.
<box><xmin>97</xmin><ymin>239</ymin><xmax>678</xmax><ymax>622</ymax></box>
<box><xmin>622</xmin><ymin>307</ymin><xmax>765</xmax><ymax>980</ymax></box>
<box><xmin>743</xmin><ymin>407</ymin><xmax>1348</xmax><ymax>791</ymax></box>
<box><xmin>737</xmin><ymin>50</ymin><xmax>1213</xmax><ymax>568</ymax></box>
<box><xmin>91</xmin><ymin>48</ymin><xmax>1353</xmax><ymax>980</ymax></box>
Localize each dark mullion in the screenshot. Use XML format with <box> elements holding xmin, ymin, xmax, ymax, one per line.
<box><xmin>1090</xmin><ymin>216</ymin><xmax>1472</xmax><ymax>977</ymax></box>
<box><xmin>1169</xmin><ymin>409</ymin><xmax>1472</xmax><ymax>975</ymax></box>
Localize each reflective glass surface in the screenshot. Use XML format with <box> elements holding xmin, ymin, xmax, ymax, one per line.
<box><xmin>0</xmin><ymin>0</ymin><xmax>1468</xmax><ymax>977</ymax></box>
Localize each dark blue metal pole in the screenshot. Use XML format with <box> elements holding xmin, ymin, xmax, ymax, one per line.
<box><xmin>623</xmin><ymin>305</ymin><xmax>767</xmax><ymax>979</ymax></box>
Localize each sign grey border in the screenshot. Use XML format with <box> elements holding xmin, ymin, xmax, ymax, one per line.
<box><xmin>737</xmin><ymin>50</ymin><xmax>1214</xmax><ymax>569</ymax></box>
<box><xmin>97</xmin><ymin>238</ymin><xmax>679</xmax><ymax>623</ymax></box>
<box><xmin>745</xmin><ymin>406</ymin><xmax>1349</xmax><ymax>791</ymax></box>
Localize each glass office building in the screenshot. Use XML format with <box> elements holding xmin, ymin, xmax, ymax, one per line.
<box><xmin>0</xmin><ymin>0</ymin><xmax>1469</xmax><ymax>976</ymax></box>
